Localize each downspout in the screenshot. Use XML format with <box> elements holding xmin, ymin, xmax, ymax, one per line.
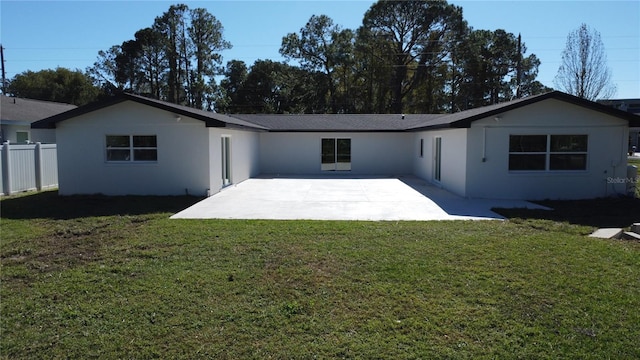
<box><xmin>482</xmin><ymin>127</ymin><xmax>487</xmax><ymax>162</ymax></box>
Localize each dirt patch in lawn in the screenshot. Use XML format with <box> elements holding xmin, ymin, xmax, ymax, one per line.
<box><xmin>494</xmin><ymin>196</ymin><xmax>640</xmax><ymax>229</ymax></box>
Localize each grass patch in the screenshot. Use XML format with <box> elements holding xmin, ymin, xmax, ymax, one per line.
<box><xmin>2</xmin><ymin>192</ymin><xmax>640</xmax><ymax>358</ymax></box>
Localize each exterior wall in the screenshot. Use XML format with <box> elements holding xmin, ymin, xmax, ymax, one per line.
<box><xmin>465</xmin><ymin>99</ymin><xmax>629</xmax><ymax>200</ymax></box>
<box><xmin>1</xmin><ymin>124</ymin><xmax>56</xmax><ymax>144</ymax></box>
<box><xmin>56</xmin><ymin>101</ymin><xmax>210</xmax><ymax>196</ymax></box>
<box><xmin>1</xmin><ymin>124</ymin><xmax>29</xmax><ymax>143</ymax></box>
<box><xmin>31</xmin><ymin>128</ymin><xmax>56</xmax><ymax>143</ymax></box>
<box><xmin>258</xmin><ymin>132</ymin><xmax>413</xmax><ymax>175</ymax></box>
<box><xmin>413</xmin><ymin>129</ymin><xmax>468</xmax><ymax>196</ymax></box>
<box><xmin>208</xmin><ymin>128</ymin><xmax>260</xmax><ymax>194</ymax></box>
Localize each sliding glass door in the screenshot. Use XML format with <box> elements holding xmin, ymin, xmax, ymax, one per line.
<box><xmin>221</xmin><ymin>136</ymin><xmax>231</xmax><ymax>186</ymax></box>
<box><xmin>433</xmin><ymin>136</ymin><xmax>442</xmax><ymax>182</ymax></box>
<box><xmin>321</xmin><ymin>138</ymin><xmax>351</xmax><ymax>171</ymax></box>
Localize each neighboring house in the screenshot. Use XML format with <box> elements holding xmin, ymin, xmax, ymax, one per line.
<box><xmin>32</xmin><ymin>91</ymin><xmax>640</xmax><ymax>200</ymax></box>
<box><xmin>598</xmin><ymin>98</ymin><xmax>640</xmax><ymax>151</ymax></box>
<box><xmin>1</xmin><ymin>95</ymin><xmax>77</xmax><ymax>143</ymax></box>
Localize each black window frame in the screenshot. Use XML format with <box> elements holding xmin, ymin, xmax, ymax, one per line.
<box><xmin>106</xmin><ymin>135</ymin><xmax>158</xmax><ymax>163</ymax></box>
<box><xmin>508</xmin><ymin>134</ymin><xmax>588</xmax><ymax>172</ymax></box>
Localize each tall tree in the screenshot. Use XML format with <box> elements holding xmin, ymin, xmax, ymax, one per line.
<box><xmin>153</xmin><ymin>4</ymin><xmax>189</xmax><ymax>104</ymax></box>
<box><xmin>88</xmin><ymin>45</ymin><xmax>124</xmax><ymax>94</ymax></box>
<box><xmin>216</xmin><ymin>59</ymin><xmax>327</xmax><ymax>114</ymax></box>
<box><xmin>452</xmin><ymin>29</ymin><xmax>547</xmax><ymax>110</ymax></box>
<box><xmin>90</xmin><ymin>4</ymin><xmax>230</xmax><ymax>108</ymax></box>
<box><xmin>455</xmin><ymin>29</ymin><xmax>517</xmax><ymax>108</ymax></box>
<box><xmin>133</xmin><ymin>27</ymin><xmax>167</xmax><ymax>99</ymax></box>
<box><xmin>237</xmin><ymin>60</ymin><xmax>314</xmax><ymax>114</ymax></box>
<box><xmin>7</xmin><ymin>68</ymin><xmax>102</xmax><ymax>106</ymax></box>
<box><xmin>280</xmin><ymin>15</ymin><xmax>354</xmax><ymax>113</ymax></box>
<box><xmin>217</xmin><ymin>60</ymin><xmax>249</xmax><ymax>113</ymax></box>
<box><xmin>554</xmin><ymin>23</ymin><xmax>616</xmax><ymax>100</ymax></box>
<box><xmin>360</xmin><ymin>0</ymin><xmax>464</xmax><ymax>113</ymax></box>
<box><xmin>352</xmin><ymin>27</ymin><xmax>394</xmax><ymax>113</ymax></box>
<box><xmin>511</xmin><ymin>53</ymin><xmax>553</xmax><ymax>98</ymax></box>
<box><xmin>188</xmin><ymin>8</ymin><xmax>231</xmax><ymax>109</ymax></box>
<box><xmin>115</xmin><ymin>39</ymin><xmax>142</xmax><ymax>91</ymax></box>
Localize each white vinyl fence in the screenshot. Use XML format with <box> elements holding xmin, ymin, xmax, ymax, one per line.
<box><xmin>0</xmin><ymin>142</ymin><xmax>58</xmax><ymax>195</ymax></box>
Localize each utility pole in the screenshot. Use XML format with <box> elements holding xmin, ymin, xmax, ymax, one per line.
<box><xmin>1</xmin><ymin>44</ymin><xmax>6</xmax><ymax>94</ymax></box>
<box><xmin>515</xmin><ymin>34</ymin><xmax>522</xmax><ymax>99</ymax></box>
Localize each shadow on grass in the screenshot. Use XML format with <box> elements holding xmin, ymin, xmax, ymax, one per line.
<box><xmin>0</xmin><ymin>191</ymin><xmax>203</xmax><ymax>220</ymax></box>
<box><xmin>494</xmin><ymin>196</ymin><xmax>640</xmax><ymax>229</ymax></box>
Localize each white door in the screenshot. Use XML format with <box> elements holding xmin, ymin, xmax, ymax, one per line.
<box><xmin>434</xmin><ymin>137</ymin><xmax>442</xmax><ymax>182</ymax></box>
<box><xmin>221</xmin><ymin>136</ymin><xmax>231</xmax><ymax>186</ymax></box>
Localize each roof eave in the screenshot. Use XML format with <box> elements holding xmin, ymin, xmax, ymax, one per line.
<box><xmin>210</xmin><ymin>122</ymin><xmax>269</xmax><ymax>132</ymax></box>
<box><xmin>407</xmin><ymin>123</ymin><xmax>457</xmax><ymax>131</ymax></box>
<box><xmin>265</xmin><ymin>129</ymin><xmax>410</xmax><ymax>133</ymax></box>
<box><xmin>551</xmin><ymin>92</ymin><xmax>640</xmax><ymax>123</ymax></box>
<box><xmin>31</xmin><ymin>93</ymin><xmax>267</xmax><ymax>131</ymax></box>
<box><xmin>422</xmin><ymin>91</ymin><xmax>640</xmax><ymax>129</ymax></box>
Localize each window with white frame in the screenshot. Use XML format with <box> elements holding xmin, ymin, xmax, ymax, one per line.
<box><xmin>106</xmin><ymin>135</ymin><xmax>157</xmax><ymax>162</ymax></box>
<box><xmin>509</xmin><ymin>134</ymin><xmax>587</xmax><ymax>171</ymax></box>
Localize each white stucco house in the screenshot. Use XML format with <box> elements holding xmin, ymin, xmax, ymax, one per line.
<box><xmin>597</xmin><ymin>98</ymin><xmax>640</xmax><ymax>153</ymax></box>
<box><xmin>32</xmin><ymin>91</ymin><xmax>639</xmax><ymax>200</ymax></box>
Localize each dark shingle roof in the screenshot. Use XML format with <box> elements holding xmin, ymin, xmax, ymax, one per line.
<box><xmin>31</xmin><ymin>93</ymin><xmax>268</xmax><ymax>130</ymax></box>
<box><xmin>408</xmin><ymin>91</ymin><xmax>640</xmax><ymax>130</ymax></box>
<box><xmin>1</xmin><ymin>96</ymin><xmax>77</xmax><ymax>124</ymax></box>
<box><xmin>231</xmin><ymin>114</ymin><xmax>444</xmax><ymax>132</ymax></box>
<box><xmin>237</xmin><ymin>92</ymin><xmax>640</xmax><ymax>131</ymax></box>
<box><xmin>31</xmin><ymin>91</ymin><xmax>640</xmax><ymax>131</ymax></box>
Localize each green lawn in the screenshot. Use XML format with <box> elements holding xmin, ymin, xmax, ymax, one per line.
<box><xmin>630</xmin><ymin>157</ymin><xmax>640</xmax><ymax>198</ymax></box>
<box><xmin>1</xmin><ymin>192</ymin><xmax>640</xmax><ymax>359</ymax></box>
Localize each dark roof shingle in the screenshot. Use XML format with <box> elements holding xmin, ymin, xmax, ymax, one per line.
<box><xmin>230</xmin><ymin>114</ymin><xmax>444</xmax><ymax>132</ymax></box>
<box><xmin>1</xmin><ymin>96</ymin><xmax>77</xmax><ymax>124</ymax></box>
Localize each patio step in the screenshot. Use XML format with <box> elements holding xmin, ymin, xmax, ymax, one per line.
<box><xmin>589</xmin><ymin>228</ymin><xmax>623</xmax><ymax>239</ymax></box>
<box><xmin>622</xmin><ymin>231</ymin><xmax>640</xmax><ymax>241</ymax></box>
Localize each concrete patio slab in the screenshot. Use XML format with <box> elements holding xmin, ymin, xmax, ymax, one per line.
<box><xmin>171</xmin><ymin>175</ymin><xmax>549</xmax><ymax>221</ymax></box>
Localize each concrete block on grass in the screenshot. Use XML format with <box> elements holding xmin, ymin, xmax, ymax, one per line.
<box><xmin>622</xmin><ymin>232</ymin><xmax>640</xmax><ymax>241</ymax></box>
<box><xmin>589</xmin><ymin>228</ymin><xmax>623</xmax><ymax>239</ymax></box>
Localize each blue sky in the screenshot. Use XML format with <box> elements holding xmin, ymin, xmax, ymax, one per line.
<box><xmin>1</xmin><ymin>0</ymin><xmax>638</xmax><ymax>99</ymax></box>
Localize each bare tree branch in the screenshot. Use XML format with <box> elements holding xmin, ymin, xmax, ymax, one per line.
<box><xmin>554</xmin><ymin>24</ymin><xmax>616</xmax><ymax>100</ymax></box>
